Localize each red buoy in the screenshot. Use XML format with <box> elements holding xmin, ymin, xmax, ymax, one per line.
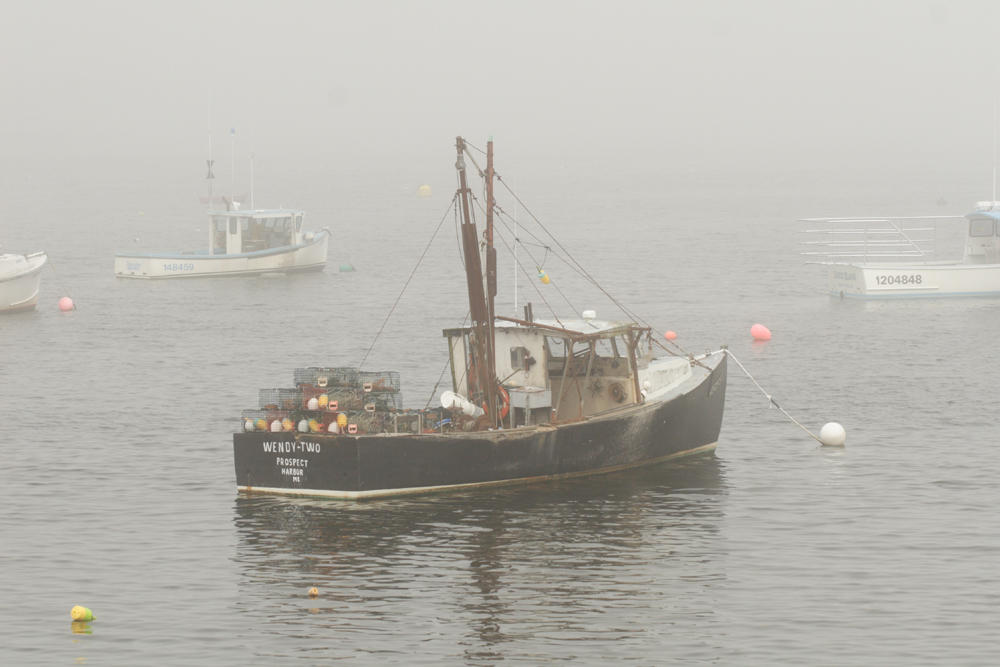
<box><xmin>750</xmin><ymin>323</ymin><xmax>771</xmax><ymax>341</ymax></box>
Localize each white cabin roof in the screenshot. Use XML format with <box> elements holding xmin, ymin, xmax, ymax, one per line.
<box><xmin>208</xmin><ymin>209</ymin><xmax>304</xmax><ymax>219</ymax></box>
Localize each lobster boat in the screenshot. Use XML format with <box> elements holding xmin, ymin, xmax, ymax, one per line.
<box><xmin>232</xmin><ymin>137</ymin><xmax>727</xmax><ymax>499</ymax></box>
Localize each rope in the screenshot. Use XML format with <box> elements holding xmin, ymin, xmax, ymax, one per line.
<box><xmin>358</xmin><ymin>193</ymin><xmax>458</xmax><ymax>369</ymax></box>
<box><xmin>725</xmin><ymin>350</ymin><xmax>822</xmax><ymax>443</ymax></box>
<box><xmin>491</xmin><ymin>191</ymin><xmax>691</xmax><ymax>358</ymax></box>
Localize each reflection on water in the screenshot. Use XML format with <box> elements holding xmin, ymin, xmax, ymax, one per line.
<box><xmin>231</xmin><ymin>456</ymin><xmax>726</xmax><ymax>662</ymax></box>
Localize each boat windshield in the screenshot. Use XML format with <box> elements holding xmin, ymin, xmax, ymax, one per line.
<box><xmin>969</xmin><ymin>219</ymin><xmax>994</xmax><ymax>237</ymax></box>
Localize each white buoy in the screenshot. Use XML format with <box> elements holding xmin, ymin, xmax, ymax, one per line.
<box><xmin>270</xmin><ymin>420</ymin><xmax>283</xmax><ymax>433</ymax></box>
<box><xmin>243</xmin><ymin>419</ymin><xmax>255</xmax><ymax>432</ymax></box>
<box><xmin>297</xmin><ymin>419</ymin><xmax>310</xmax><ymax>433</ymax></box>
<box><xmin>306</xmin><ymin>397</ymin><xmax>319</xmax><ymax>410</ymax></box>
<box><xmin>819</xmin><ymin>422</ymin><xmax>846</xmax><ymax>447</ymax></box>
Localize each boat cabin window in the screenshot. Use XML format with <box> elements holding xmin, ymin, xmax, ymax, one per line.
<box><xmin>240</xmin><ymin>216</ymin><xmax>295</xmax><ymax>252</ymax></box>
<box><xmin>213</xmin><ymin>216</ymin><xmax>227</xmax><ymax>253</ymax></box>
<box><xmin>229</xmin><ymin>218</ymin><xmax>238</xmax><ymax>235</ymax></box>
<box><xmin>545</xmin><ymin>337</ymin><xmax>566</xmax><ymax>358</ymax></box>
<box><xmin>510</xmin><ymin>346</ymin><xmax>536</xmax><ymax>370</ymax></box>
<box><xmin>969</xmin><ymin>219</ymin><xmax>994</xmax><ymax>237</ymax></box>
<box><xmin>295</xmin><ymin>215</ymin><xmax>303</xmax><ymax>232</ymax></box>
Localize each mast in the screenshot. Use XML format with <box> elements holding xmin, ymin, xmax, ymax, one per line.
<box><xmin>207</xmin><ymin>131</ymin><xmax>215</xmax><ymax>255</ymax></box>
<box><xmin>455</xmin><ymin>136</ymin><xmax>498</xmax><ymax>426</ymax></box>
<box><xmin>484</xmin><ymin>138</ymin><xmax>498</xmax><ymax>394</ymax></box>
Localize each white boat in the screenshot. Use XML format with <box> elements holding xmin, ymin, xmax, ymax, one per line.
<box><xmin>114</xmin><ymin>208</ymin><xmax>329</xmax><ymax>279</ymax></box>
<box><xmin>801</xmin><ymin>201</ymin><xmax>1000</xmax><ymax>298</ymax></box>
<box><xmin>0</xmin><ymin>249</ymin><xmax>47</xmax><ymax>312</ymax></box>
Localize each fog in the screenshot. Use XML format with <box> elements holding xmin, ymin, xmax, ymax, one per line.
<box><xmin>2</xmin><ymin>0</ymin><xmax>998</xmax><ymax>177</ymax></box>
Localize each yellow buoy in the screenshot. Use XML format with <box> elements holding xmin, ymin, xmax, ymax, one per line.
<box><xmin>308</xmin><ymin>418</ymin><xmax>321</xmax><ymax>433</ymax></box>
<box><xmin>318</xmin><ymin>394</ymin><xmax>329</xmax><ymax>409</ymax></box>
<box><xmin>417</xmin><ymin>184</ymin><xmax>432</xmax><ymax>198</ymax></box>
<box><xmin>308</xmin><ymin>586</ymin><xmax>319</xmax><ymax>598</ymax></box>
<box><xmin>282</xmin><ymin>417</ymin><xmax>295</xmax><ymax>431</ymax></box>
<box><xmin>70</xmin><ymin>606</ymin><xmax>95</xmax><ymax>622</ymax></box>
<box><xmin>336</xmin><ymin>413</ymin><xmax>348</xmax><ymax>429</ymax></box>
<box><xmin>255</xmin><ymin>418</ymin><xmax>268</xmax><ymax>431</ymax></box>
<box><xmin>538</xmin><ymin>270</ymin><xmax>550</xmax><ymax>284</ymax></box>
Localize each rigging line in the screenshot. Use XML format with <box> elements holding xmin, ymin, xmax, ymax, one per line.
<box><xmin>725</xmin><ymin>350</ymin><xmax>822</xmax><ymax>444</ymax></box>
<box><xmin>424</xmin><ymin>310</ymin><xmax>471</xmax><ymax>410</ymax></box>
<box><xmin>492</xmin><ymin>220</ymin><xmax>578</xmax><ymax>316</ymax></box>
<box><xmin>492</xmin><ymin>189</ymin><xmax>692</xmax><ymax>357</ymax></box>
<box><xmin>358</xmin><ymin>193</ymin><xmax>459</xmax><ymax>370</ymax></box>
<box><xmin>476</xmin><ymin>197</ymin><xmax>578</xmax><ymax>326</ymax></box>
<box><xmin>495</xmin><ymin>172</ymin><xmax>636</xmax><ymax>309</ymax></box>
<box><xmin>491</xmin><ymin>222</ymin><xmax>565</xmax><ymax>327</ymax></box>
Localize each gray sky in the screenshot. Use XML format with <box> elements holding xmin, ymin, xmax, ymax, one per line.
<box><xmin>1</xmin><ymin>0</ymin><xmax>998</xmax><ymax>177</ymax></box>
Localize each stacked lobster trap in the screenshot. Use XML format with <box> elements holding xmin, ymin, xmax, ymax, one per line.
<box><xmin>241</xmin><ymin>367</ymin><xmax>447</xmax><ymax>435</ymax></box>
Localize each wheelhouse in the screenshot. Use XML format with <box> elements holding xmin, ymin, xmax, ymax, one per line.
<box><xmin>443</xmin><ymin>317</ymin><xmax>654</xmax><ymax>427</ymax></box>
<box><xmin>208</xmin><ymin>209</ymin><xmax>306</xmax><ymax>255</ymax></box>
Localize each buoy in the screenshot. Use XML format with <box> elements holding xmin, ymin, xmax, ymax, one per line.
<box><xmin>307</xmin><ymin>397</ymin><xmax>319</xmax><ymax>411</ymax></box>
<box><xmin>58</xmin><ymin>297</ymin><xmax>74</xmax><ymax>312</ymax></box>
<box><xmin>308</xmin><ymin>586</ymin><xmax>319</xmax><ymax>598</ymax></box>
<box><xmin>417</xmin><ymin>184</ymin><xmax>432</xmax><ymax>198</ymax></box>
<box><xmin>308</xmin><ymin>419</ymin><xmax>321</xmax><ymax>433</ymax></box>
<box><xmin>297</xmin><ymin>419</ymin><xmax>310</xmax><ymax>433</ymax></box>
<box><xmin>270</xmin><ymin>420</ymin><xmax>282</xmax><ymax>432</ymax></box>
<box><xmin>327</xmin><ymin>421</ymin><xmax>339</xmax><ymax>433</ymax></box>
<box><xmin>819</xmin><ymin>422</ymin><xmax>847</xmax><ymax>447</ymax></box>
<box><xmin>255</xmin><ymin>418</ymin><xmax>268</xmax><ymax>431</ymax></box>
<box><xmin>337</xmin><ymin>413</ymin><xmax>348</xmax><ymax>428</ymax></box>
<box><xmin>70</xmin><ymin>606</ymin><xmax>95</xmax><ymax>622</ymax></box>
<box><xmin>538</xmin><ymin>270</ymin><xmax>550</xmax><ymax>284</ymax></box>
<box><xmin>317</xmin><ymin>394</ymin><xmax>329</xmax><ymax>409</ymax></box>
<box><xmin>582</xmin><ymin>309</ymin><xmax>596</xmax><ymax>320</ymax></box>
<box><xmin>243</xmin><ymin>419</ymin><xmax>255</xmax><ymax>432</ymax></box>
<box><xmin>281</xmin><ymin>417</ymin><xmax>294</xmax><ymax>432</ymax></box>
<box><xmin>750</xmin><ymin>323</ymin><xmax>772</xmax><ymax>341</ymax></box>
<box><xmin>664</xmin><ymin>330</ymin><xmax>677</xmax><ymax>341</ymax></box>
<box><xmin>339</xmin><ymin>263</ymin><xmax>355</xmax><ymax>272</ymax></box>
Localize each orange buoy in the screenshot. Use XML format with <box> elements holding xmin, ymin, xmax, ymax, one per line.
<box><xmin>664</xmin><ymin>330</ymin><xmax>677</xmax><ymax>341</ymax></box>
<box><xmin>750</xmin><ymin>323</ymin><xmax>772</xmax><ymax>341</ymax></box>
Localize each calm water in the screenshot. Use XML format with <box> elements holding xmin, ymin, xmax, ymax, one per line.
<box><xmin>2</xmin><ymin>156</ymin><xmax>999</xmax><ymax>665</ymax></box>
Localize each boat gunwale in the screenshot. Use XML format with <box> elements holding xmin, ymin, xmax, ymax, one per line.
<box><xmin>114</xmin><ymin>228</ymin><xmax>329</xmax><ymax>261</ymax></box>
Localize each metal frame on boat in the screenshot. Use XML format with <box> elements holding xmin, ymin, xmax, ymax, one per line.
<box><xmin>801</xmin><ymin>202</ymin><xmax>1000</xmax><ymax>298</ymax></box>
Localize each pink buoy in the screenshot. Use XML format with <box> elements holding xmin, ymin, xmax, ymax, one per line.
<box><xmin>750</xmin><ymin>323</ymin><xmax>771</xmax><ymax>341</ymax></box>
<box><xmin>58</xmin><ymin>297</ymin><xmax>75</xmax><ymax>312</ymax></box>
<box><xmin>664</xmin><ymin>330</ymin><xmax>677</xmax><ymax>341</ymax></box>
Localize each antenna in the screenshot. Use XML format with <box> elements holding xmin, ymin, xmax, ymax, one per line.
<box><xmin>993</xmin><ymin>97</ymin><xmax>997</xmax><ymax>203</ymax></box>
<box><xmin>512</xmin><ymin>181</ymin><xmax>518</xmax><ymax>315</ymax></box>
<box><xmin>230</xmin><ymin>127</ymin><xmax>236</xmax><ymax>207</ymax></box>
<box><xmin>250</xmin><ymin>152</ymin><xmax>255</xmax><ymax>210</ymax></box>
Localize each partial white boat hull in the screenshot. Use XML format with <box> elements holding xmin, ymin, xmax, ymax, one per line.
<box><xmin>114</xmin><ymin>230</ymin><xmax>329</xmax><ymax>279</ymax></box>
<box><xmin>826</xmin><ymin>260</ymin><xmax>1000</xmax><ymax>298</ymax></box>
<box><xmin>0</xmin><ymin>251</ymin><xmax>46</xmax><ymax>312</ymax></box>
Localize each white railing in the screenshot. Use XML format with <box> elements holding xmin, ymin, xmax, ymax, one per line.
<box><xmin>799</xmin><ymin>216</ymin><xmax>963</xmax><ymax>263</ymax></box>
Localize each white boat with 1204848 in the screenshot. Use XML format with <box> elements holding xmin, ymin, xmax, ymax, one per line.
<box><xmin>801</xmin><ymin>201</ymin><xmax>1000</xmax><ymax>298</ymax></box>
<box><xmin>114</xmin><ymin>208</ymin><xmax>329</xmax><ymax>279</ymax></box>
<box><xmin>0</xmin><ymin>249</ymin><xmax>46</xmax><ymax>312</ymax></box>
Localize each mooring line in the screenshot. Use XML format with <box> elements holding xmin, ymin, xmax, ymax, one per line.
<box><xmin>725</xmin><ymin>350</ymin><xmax>822</xmax><ymax>443</ymax></box>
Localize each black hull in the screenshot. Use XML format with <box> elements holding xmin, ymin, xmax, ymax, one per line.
<box><xmin>233</xmin><ymin>354</ymin><xmax>726</xmax><ymax>499</ymax></box>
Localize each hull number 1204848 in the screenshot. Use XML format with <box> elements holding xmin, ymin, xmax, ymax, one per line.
<box><xmin>875</xmin><ymin>274</ymin><xmax>923</xmax><ymax>286</ymax></box>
